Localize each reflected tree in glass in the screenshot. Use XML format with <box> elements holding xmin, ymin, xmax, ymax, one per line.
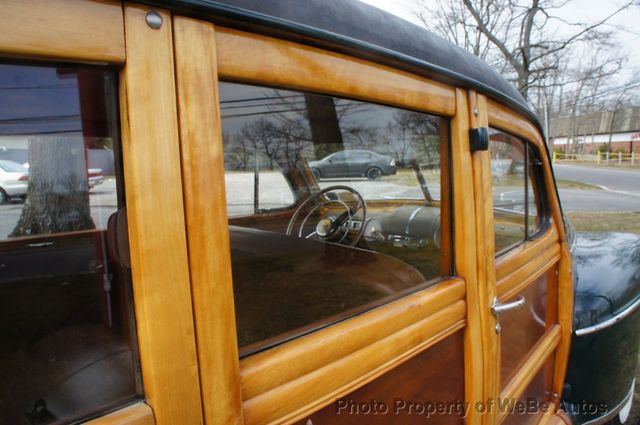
<box><xmin>11</xmin><ymin>135</ymin><xmax>94</xmax><ymax>236</ymax></box>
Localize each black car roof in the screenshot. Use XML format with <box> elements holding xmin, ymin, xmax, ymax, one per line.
<box><xmin>146</xmin><ymin>0</ymin><xmax>541</xmax><ymax>131</ymax></box>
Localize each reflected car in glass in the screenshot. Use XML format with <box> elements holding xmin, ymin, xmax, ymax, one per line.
<box><xmin>308</xmin><ymin>149</ymin><xmax>397</xmax><ymax>180</ymax></box>
<box><xmin>0</xmin><ymin>160</ymin><xmax>28</xmax><ymax>203</ymax></box>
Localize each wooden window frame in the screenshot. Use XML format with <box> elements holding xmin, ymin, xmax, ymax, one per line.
<box><xmin>175</xmin><ymin>24</ymin><xmax>481</xmax><ymax>424</ymax></box>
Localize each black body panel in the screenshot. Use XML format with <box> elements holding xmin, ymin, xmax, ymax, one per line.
<box><xmin>564</xmin><ymin>232</ymin><xmax>640</xmax><ymax>424</ymax></box>
<box><xmin>573</xmin><ymin>232</ymin><xmax>640</xmax><ymax>329</ymax></box>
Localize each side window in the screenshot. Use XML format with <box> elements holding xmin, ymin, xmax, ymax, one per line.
<box><xmin>219</xmin><ymin>81</ymin><xmax>451</xmax><ymax>356</ymax></box>
<box><xmin>489</xmin><ymin>128</ymin><xmax>545</xmax><ymax>254</ymax></box>
<box><xmin>330</xmin><ymin>151</ymin><xmax>348</xmax><ymax>161</ymax></box>
<box><xmin>0</xmin><ymin>64</ymin><xmax>141</xmax><ymax>423</ymax></box>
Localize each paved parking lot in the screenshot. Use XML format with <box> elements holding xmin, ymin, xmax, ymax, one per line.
<box><xmin>0</xmin><ymin>179</ymin><xmax>117</xmax><ymax>239</ymax></box>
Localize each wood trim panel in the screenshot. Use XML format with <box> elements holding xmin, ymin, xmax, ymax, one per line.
<box><xmin>86</xmin><ymin>403</ymin><xmax>155</xmax><ymax>425</ymax></box>
<box><xmin>244</xmin><ymin>302</ymin><xmax>466</xmax><ymax>424</ymax></box>
<box><xmin>440</xmin><ymin>121</ymin><xmax>453</xmax><ymax>275</ymax></box>
<box><xmin>536</xmin><ymin>403</ymin><xmax>557</xmax><ymax>425</ymax></box>
<box><xmin>552</xmin><ymin>246</ymin><xmax>574</xmax><ymax>398</ymax></box>
<box><xmin>469</xmin><ymin>92</ymin><xmax>499</xmax><ymax>425</ymax></box>
<box><xmin>0</xmin><ymin>0</ymin><xmax>125</xmax><ymax>63</ymax></box>
<box><xmin>215</xmin><ymin>27</ymin><xmax>456</xmax><ymax>116</ymax></box>
<box><xmin>498</xmin><ymin>326</ymin><xmax>560</xmax><ymax>423</ymax></box>
<box><xmin>300</xmin><ymin>330</ymin><xmax>466</xmax><ymax>424</ymax></box>
<box><xmin>451</xmin><ymin>89</ymin><xmax>483</xmax><ymax>425</ymax></box>
<box><xmin>539</xmin><ymin>407</ymin><xmax>572</xmax><ymax>425</ymax></box>
<box><xmin>241</xmin><ymin>279</ymin><xmax>465</xmax><ymax>400</ymax></box>
<box><xmin>496</xmin><ymin>244</ymin><xmax>560</xmax><ymax>301</ymax></box>
<box><xmin>173</xmin><ymin>17</ymin><xmax>244</xmax><ymax>425</ymax></box>
<box><xmin>121</xmin><ymin>5</ymin><xmax>203</xmax><ymax>424</ymax></box>
<box><xmin>495</xmin><ymin>228</ymin><xmax>559</xmax><ymax>281</ymax></box>
<box><xmin>486</xmin><ymin>99</ymin><xmax>544</xmax><ymax>149</ymax></box>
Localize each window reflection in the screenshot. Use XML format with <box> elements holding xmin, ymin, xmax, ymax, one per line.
<box><xmin>0</xmin><ymin>63</ymin><xmax>140</xmax><ymax>424</ymax></box>
<box><xmin>489</xmin><ymin>128</ymin><xmax>544</xmax><ymax>254</ymax></box>
<box><xmin>220</xmin><ymin>82</ymin><xmax>451</xmax><ymax>356</ymax></box>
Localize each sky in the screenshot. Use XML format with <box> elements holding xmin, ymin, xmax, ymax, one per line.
<box><xmin>359</xmin><ymin>0</ymin><xmax>640</xmax><ymax>86</ymax></box>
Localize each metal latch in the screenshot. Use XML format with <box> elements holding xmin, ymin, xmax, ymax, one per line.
<box><xmin>491</xmin><ymin>295</ymin><xmax>525</xmax><ymax>333</ymax></box>
<box><xmin>469</xmin><ymin>127</ymin><xmax>489</xmax><ymax>152</ymax></box>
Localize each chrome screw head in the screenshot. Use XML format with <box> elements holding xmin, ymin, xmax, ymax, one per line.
<box><xmin>146</xmin><ymin>10</ymin><xmax>163</xmax><ymax>29</ymax></box>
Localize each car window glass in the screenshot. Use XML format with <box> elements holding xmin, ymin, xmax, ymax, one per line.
<box><xmin>331</xmin><ymin>151</ymin><xmax>348</xmax><ymax>161</ymax></box>
<box><xmin>527</xmin><ymin>145</ymin><xmax>542</xmax><ymax>238</ymax></box>
<box><xmin>489</xmin><ymin>128</ymin><xmax>544</xmax><ymax>254</ymax></box>
<box><xmin>0</xmin><ymin>63</ymin><xmax>141</xmax><ymax>423</ymax></box>
<box><xmin>0</xmin><ymin>160</ymin><xmax>27</xmax><ymax>173</ymax></box>
<box><xmin>219</xmin><ymin>81</ymin><xmax>451</xmax><ymax>356</ymax></box>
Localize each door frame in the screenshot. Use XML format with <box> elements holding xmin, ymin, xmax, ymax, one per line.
<box><xmin>175</xmin><ymin>19</ymin><xmax>481</xmax><ymax>425</ymax></box>
<box><xmin>482</xmin><ymin>98</ymin><xmax>573</xmax><ymax>425</ymax></box>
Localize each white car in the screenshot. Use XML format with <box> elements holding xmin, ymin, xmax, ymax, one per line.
<box><xmin>22</xmin><ymin>163</ymin><xmax>105</xmax><ymax>190</ymax></box>
<box><xmin>0</xmin><ymin>160</ymin><xmax>28</xmax><ymax>203</ymax></box>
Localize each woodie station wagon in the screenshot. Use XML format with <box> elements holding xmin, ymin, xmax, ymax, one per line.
<box><xmin>1</xmin><ymin>1</ymin><xmax>639</xmax><ymax>425</ymax></box>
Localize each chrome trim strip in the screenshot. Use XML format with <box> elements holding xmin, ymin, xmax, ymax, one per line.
<box><xmin>580</xmin><ymin>378</ymin><xmax>635</xmax><ymax>425</ymax></box>
<box><xmin>575</xmin><ymin>297</ymin><xmax>640</xmax><ymax>336</ymax></box>
<box><xmin>405</xmin><ymin>206</ymin><xmax>425</xmax><ymax>237</ymax></box>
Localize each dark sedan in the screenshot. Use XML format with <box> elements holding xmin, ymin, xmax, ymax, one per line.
<box><xmin>308</xmin><ymin>150</ymin><xmax>396</xmax><ymax>180</ymax></box>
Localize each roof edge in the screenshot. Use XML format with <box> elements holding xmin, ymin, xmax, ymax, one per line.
<box><xmin>142</xmin><ymin>0</ymin><xmax>540</xmax><ymax>128</ymax></box>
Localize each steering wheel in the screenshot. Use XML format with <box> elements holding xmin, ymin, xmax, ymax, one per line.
<box><xmin>286</xmin><ymin>185</ymin><xmax>367</xmax><ymax>246</ymax></box>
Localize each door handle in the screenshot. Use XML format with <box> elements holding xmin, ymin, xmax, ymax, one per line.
<box><xmin>491</xmin><ymin>295</ymin><xmax>525</xmax><ymax>317</ymax></box>
<box><xmin>26</xmin><ymin>242</ymin><xmax>53</xmax><ymax>248</ymax></box>
<box><xmin>491</xmin><ymin>295</ymin><xmax>525</xmax><ymax>333</ymax></box>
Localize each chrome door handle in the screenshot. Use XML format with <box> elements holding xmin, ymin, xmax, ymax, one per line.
<box><xmin>491</xmin><ymin>295</ymin><xmax>525</xmax><ymax>317</ymax></box>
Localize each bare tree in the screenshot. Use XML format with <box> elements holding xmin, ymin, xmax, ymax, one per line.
<box><xmin>387</xmin><ymin>111</ymin><xmax>415</xmax><ymax>166</ymax></box>
<box><xmin>237</xmin><ymin>118</ymin><xmax>284</xmax><ymax>169</ymax></box>
<box><xmin>415</xmin><ymin>0</ymin><xmax>634</xmax><ymax>101</ymax></box>
<box><xmin>416</xmin><ymin>0</ymin><xmax>506</xmax><ymax>61</ymax></box>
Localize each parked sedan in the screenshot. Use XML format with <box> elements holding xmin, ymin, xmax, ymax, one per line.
<box><xmin>308</xmin><ymin>150</ymin><xmax>396</xmax><ymax>180</ymax></box>
<box><xmin>0</xmin><ymin>160</ymin><xmax>28</xmax><ymax>203</ymax></box>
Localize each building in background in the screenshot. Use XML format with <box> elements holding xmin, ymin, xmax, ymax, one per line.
<box><xmin>550</xmin><ymin>106</ymin><xmax>640</xmax><ymax>154</ymax></box>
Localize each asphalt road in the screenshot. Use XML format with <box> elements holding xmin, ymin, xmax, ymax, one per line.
<box><xmin>554</xmin><ymin>164</ymin><xmax>640</xmax><ymax>212</ymax></box>
<box><xmin>554</xmin><ymin>164</ymin><xmax>640</xmax><ymax>196</ymax></box>
<box><xmin>556</xmin><ymin>188</ymin><xmax>640</xmax><ymax>212</ymax></box>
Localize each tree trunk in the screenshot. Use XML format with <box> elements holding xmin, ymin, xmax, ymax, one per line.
<box><xmin>11</xmin><ymin>136</ymin><xmax>94</xmax><ymax>237</ymax></box>
<box><xmin>304</xmin><ymin>94</ymin><xmax>343</xmax><ymax>158</ymax></box>
<box><xmin>607</xmin><ymin>110</ymin><xmax>618</xmax><ymax>153</ymax></box>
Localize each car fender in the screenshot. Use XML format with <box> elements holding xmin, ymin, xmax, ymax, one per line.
<box><xmin>563</xmin><ymin>232</ymin><xmax>640</xmax><ymax>424</ymax></box>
